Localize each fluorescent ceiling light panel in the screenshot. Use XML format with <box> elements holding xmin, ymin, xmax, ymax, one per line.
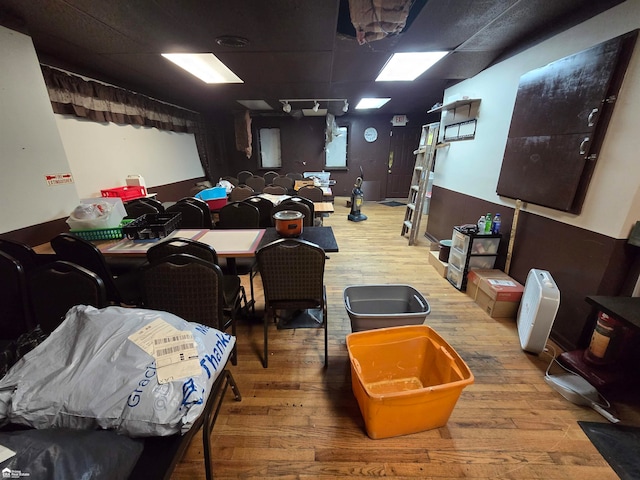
<box><xmin>376</xmin><ymin>51</ymin><xmax>448</xmax><ymax>81</ymax></box>
<box><xmin>237</xmin><ymin>100</ymin><xmax>273</xmax><ymax>110</ymax></box>
<box><xmin>355</xmin><ymin>98</ymin><xmax>391</xmax><ymax>109</ymax></box>
<box><xmin>162</xmin><ymin>53</ymin><xmax>243</xmax><ymax>84</ymax></box>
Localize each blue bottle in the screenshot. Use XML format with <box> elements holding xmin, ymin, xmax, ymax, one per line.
<box><xmin>492</xmin><ymin>214</ymin><xmax>501</xmax><ymax>234</ymax></box>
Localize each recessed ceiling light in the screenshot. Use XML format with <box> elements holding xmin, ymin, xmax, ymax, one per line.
<box><xmin>161</xmin><ymin>53</ymin><xmax>243</xmax><ymax>84</ymax></box>
<box><xmin>355</xmin><ymin>98</ymin><xmax>391</xmax><ymax>109</ymax></box>
<box><xmin>376</xmin><ymin>52</ymin><xmax>448</xmax><ymax>82</ymax></box>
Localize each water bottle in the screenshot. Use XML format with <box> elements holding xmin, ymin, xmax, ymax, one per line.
<box><xmin>477</xmin><ymin>216</ymin><xmax>485</xmax><ymax>234</ymax></box>
<box><xmin>484</xmin><ymin>213</ymin><xmax>492</xmax><ymax>234</ymax></box>
<box><xmin>492</xmin><ymin>213</ymin><xmax>501</xmax><ymax>234</ymax></box>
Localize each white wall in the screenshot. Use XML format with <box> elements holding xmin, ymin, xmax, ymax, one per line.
<box><xmin>0</xmin><ymin>26</ymin><xmax>78</xmax><ymax>233</ymax></box>
<box><xmin>55</xmin><ymin>116</ymin><xmax>204</xmax><ymax>198</ymax></box>
<box><xmin>434</xmin><ymin>0</ymin><xmax>640</xmax><ymax>239</ymax></box>
<box><xmin>0</xmin><ymin>25</ymin><xmax>205</xmax><ymax>235</ymax></box>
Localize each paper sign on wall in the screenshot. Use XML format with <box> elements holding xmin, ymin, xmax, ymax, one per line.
<box><xmin>45</xmin><ymin>173</ymin><xmax>74</xmax><ymax>185</ymax></box>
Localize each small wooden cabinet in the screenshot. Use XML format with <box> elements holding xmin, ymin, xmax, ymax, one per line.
<box><xmin>446</xmin><ymin>227</ymin><xmax>501</xmax><ymax>291</ymax></box>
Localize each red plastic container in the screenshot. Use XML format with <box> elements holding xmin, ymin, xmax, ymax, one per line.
<box><xmin>205</xmin><ymin>198</ymin><xmax>227</xmax><ymax>211</ymax></box>
<box><xmin>101</xmin><ymin>185</ymin><xmax>147</xmax><ymax>200</ymax></box>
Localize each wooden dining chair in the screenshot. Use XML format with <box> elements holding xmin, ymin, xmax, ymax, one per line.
<box><xmin>221</xmin><ymin>176</ymin><xmax>239</xmax><ymax>187</ymax></box>
<box><xmin>256</xmin><ymin>238</ymin><xmax>328</xmax><ymax>368</ymax></box>
<box><xmin>217</xmin><ymin>202</ymin><xmax>260</xmax><ymax>314</ymax></box>
<box><xmin>229</xmin><ymin>185</ymin><xmax>254</xmax><ymax>202</ymax></box>
<box><xmin>141</xmin><ymin>253</ymin><xmax>239</xmax><ymax>363</ymax></box>
<box><xmin>272</xmin><ymin>175</ymin><xmax>295</xmax><ymax>194</ymax></box>
<box><xmin>245</xmin><ymin>175</ymin><xmax>266</xmax><ymax>193</ymax></box>
<box><xmin>139</xmin><ymin>197</ymin><xmax>164</xmax><ymax>212</ymax></box>
<box><xmin>288</xmin><ymin>196</ymin><xmax>316</xmax><ymax>220</ymax></box>
<box><xmin>243</xmin><ymin>196</ymin><xmax>275</xmax><ymax>228</ymax></box>
<box><xmin>286</xmin><ymin>172</ymin><xmax>303</xmax><ymax>181</ymax></box>
<box><xmin>237</xmin><ymin>170</ymin><xmax>253</xmax><ymax>185</ymax></box>
<box><xmin>0</xmin><ymin>251</ymin><xmax>34</xmax><ymax>342</ymax></box>
<box><xmin>166</xmin><ymin>200</ymin><xmax>207</xmax><ymax>228</ymax></box>
<box><xmin>50</xmin><ymin>233</ymin><xmax>142</xmax><ymax>305</ymax></box>
<box><xmin>263</xmin><ymin>171</ymin><xmax>279</xmax><ymax>185</ymax></box>
<box><xmin>28</xmin><ymin>260</ymin><xmax>108</xmax><ymax>334</ymax></box>
<box><xmin>0</xmin><ymin>239</ymin><xmax>42</xmax><ymax>272</ymax></box>
<box><xmin>262</xmin><ymin>185</ymin><xmax>287</xmax><ymax>195</ymax></box>
<box><xmin>175</xmin><ymin>197</ymin><xmax>213</xmax><ymax>228</ymax></box>
<box><xmin>125</xmin><ymin>198</ymin><xmax>160</xmax><ymax>219</ymax></box>
<box><xmin>272</xmin><ymin>201</ymin><xmax>312</xmax><ymax>227</ymax></box>
<box><xmin>297</xmin><ymin>185</ymin><xmax>324</xmax><ymax>202</ymax></box>
<box><xmin>146</xmin><ymin>240</ymin><xmax>247</xmax><ymax>364</ymax></box>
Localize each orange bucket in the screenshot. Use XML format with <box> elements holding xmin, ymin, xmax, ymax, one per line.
<box><xmin>346</xmin><ymin>325</ymin><xmax>474</xmax><ymax>439</ymax></box>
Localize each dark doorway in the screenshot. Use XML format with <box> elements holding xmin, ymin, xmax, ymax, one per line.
<box><xmin>386</xmin><ymin>126</ymin><xmax>421</xmax><ymax>198</ymax></box>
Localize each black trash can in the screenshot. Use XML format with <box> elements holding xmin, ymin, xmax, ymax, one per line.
<box><xmin>438</xmin><ymin>240</ymin><xmax>452</xmax><ymax>261</ymax></box>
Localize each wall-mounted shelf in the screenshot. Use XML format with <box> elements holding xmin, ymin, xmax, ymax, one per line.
<box><xmin>429</xmin><ymin>98</ymin><xmax>481</xmax><ymax>142</ymax></box>
<box><xmin>427</xmin><ymin>98</ymin><xmax>481</xmax><ymax>114</ymax></box>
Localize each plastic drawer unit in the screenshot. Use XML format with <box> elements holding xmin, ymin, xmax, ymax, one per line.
<box><xmin>447</xmin><ymin>227</ymin><xmax>500</xmax><ymax>291</ymax></box>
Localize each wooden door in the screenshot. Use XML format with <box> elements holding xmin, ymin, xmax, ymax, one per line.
<box><xmin>386</xmin><ymin>126</ymin><xmax>421</xmax><ymax>198</ymax></box>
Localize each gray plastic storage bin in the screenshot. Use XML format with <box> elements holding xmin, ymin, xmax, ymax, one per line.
<box><xmin>344</xmin><ymin>284</ymin><xmax>430</xmax><ymax>332</ymax></box>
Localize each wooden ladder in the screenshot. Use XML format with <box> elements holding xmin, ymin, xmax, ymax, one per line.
<box><xmin>401</xmin><ymin>122</ymin><xmax>439</xmax><ymax>245</ymax></box>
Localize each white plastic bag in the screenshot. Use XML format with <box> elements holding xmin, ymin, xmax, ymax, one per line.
<box><xmin>217</xmin><ymin>179</ymin><xmax>234</xmax><ymax>194</ymax></box>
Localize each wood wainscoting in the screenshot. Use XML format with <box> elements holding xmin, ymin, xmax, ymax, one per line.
<box><xmin>426</xmin><ymin>186</ymin><xmax>636</xmax><ymax>352</ymax></box>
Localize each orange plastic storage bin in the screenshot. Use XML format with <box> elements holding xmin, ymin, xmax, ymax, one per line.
<box><xmin>346</xmin><ymin>325</ymin><xmax>474</xmax><ymax>439</ymax></box>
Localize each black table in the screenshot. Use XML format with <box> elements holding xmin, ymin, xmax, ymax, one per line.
<box><xmin>258</xmin><ymin>226</ymin><xmax>338</xmax><ymax>252</ymax></box>
<box><xmin>559</xmin><ymin>296</ymin><xmax>640</xmax><ymax>393</ymax></box>
<box><xmin>586</xmin><ymin>296</ymin><xmax>640</xmax><ymax>330</ymax></box>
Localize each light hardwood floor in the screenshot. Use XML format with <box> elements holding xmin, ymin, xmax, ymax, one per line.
<box><xmin>172</xmin><ymin>197</ymin><xmax>639</xmax><ymax>480</ymax></box>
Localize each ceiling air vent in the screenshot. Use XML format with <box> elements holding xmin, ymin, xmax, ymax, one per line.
<box><xmin>215</xmin><ymin>36</ymin><xmax>250</xmax><ymax>48</ymax></box>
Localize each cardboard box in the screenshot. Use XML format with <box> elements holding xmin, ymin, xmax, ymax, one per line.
<box><xmin>466</xmin><ymin>269</ymin><xmax>524</xmax><ymax>318</ymax></box>
<box><xmin>429</xmin><ymin>250</ymin><xmax>448</xmax><ymax>278</ymax></box>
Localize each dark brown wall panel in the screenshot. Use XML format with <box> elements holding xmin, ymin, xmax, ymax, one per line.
<box><xmin>427</xmin><ymin>186</ymin><xmax>634</xmax><ymax>351</ymax></box>
<box><xmin>215</xmin><ymin>112</ymin><xmax>433</xmax><ymax>200</ymax></box>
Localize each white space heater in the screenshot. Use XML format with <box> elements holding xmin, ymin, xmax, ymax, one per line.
<box><xmin>517</xmin><ymin>269</ymin><xmax>561</xmax><ymax>354</ymax></box>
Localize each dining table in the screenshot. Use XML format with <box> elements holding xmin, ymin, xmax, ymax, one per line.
<box><xmin>104</xmin><ymin>228</ymin><xmax>266</xmax><ymax>275</ymax></box>
<box><xmin>100</xmin><ymin>229</ymin><xmax>265</xmax><ymax>258</ymax></box>
<box><xmin>35</xmin><ymin>228</ymin><xmax>266</xmax><ymax>276</ymax></box>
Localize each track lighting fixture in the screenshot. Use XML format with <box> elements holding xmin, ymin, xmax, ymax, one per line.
<box><xmin>278</xmin><ymin>98</ymin><xmax>349</xmax><ymax>115</ymax></box>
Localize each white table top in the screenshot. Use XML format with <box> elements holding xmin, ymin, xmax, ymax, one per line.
<box><xmin>258</xmin><ymin>193</ymin><xmax>290</xmax><ymax>205</ymax></box>
<box><xmin>100</xmin><ymin>229</ymin><xmax>265</xmax><ymax>257</ymax></box>
<box><xmin>196</xmin><ymin>229</ymin><xmax>265</xmax><ymax>257</ymax></box>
